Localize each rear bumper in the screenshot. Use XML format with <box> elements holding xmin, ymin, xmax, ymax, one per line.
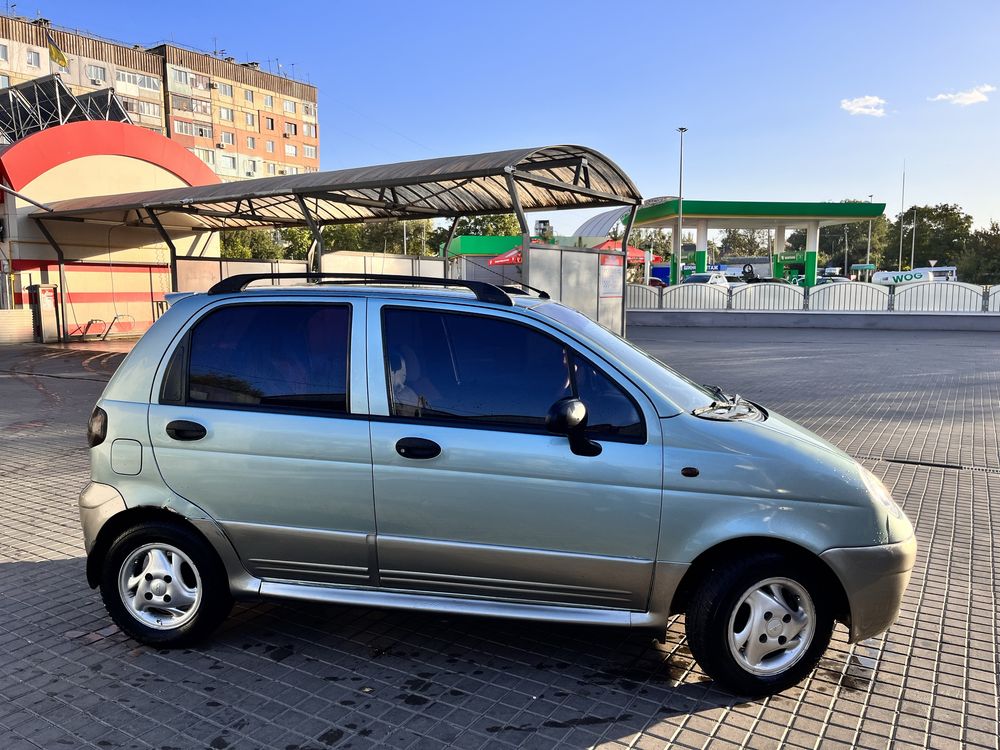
<box><xmin>820</xmin><ymin>535</ymin><xmax>917</xmax><ymax>642</ymax></box>
<box><xmin>78</xmin><ymin>481</ymin><xmax>126</xmax><ymax>555</ymax></box>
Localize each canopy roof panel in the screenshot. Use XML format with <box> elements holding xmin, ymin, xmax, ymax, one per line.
<box><xmin>33</xmin><ymin>145</ymin><xmax>642</xmax><ymax>231</ymax></box>
<box><xmin>634</xmin><ymin>198</ymin><xmax>886</xmax><ymax>229</ymax></box>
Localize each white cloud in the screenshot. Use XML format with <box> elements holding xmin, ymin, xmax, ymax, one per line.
<box><xmin>840</xmin><ymin>95</ymin><xmax>887</xmax><ymax>117</ymax></box>
<box><xmin>928</xmin><ymin>84</ymin><xmax>996</xmax><ymax>106</ymax></box>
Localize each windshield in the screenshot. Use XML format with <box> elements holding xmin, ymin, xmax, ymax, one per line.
<box><xmin>684</xmin><ymin>274</ymin><xmax>711</xmax><ymax>283</ymax></box>
<box><xmin>535</xmin><ymin>303</ymin><xmax>716</xmax><ymax>414</ymax></box>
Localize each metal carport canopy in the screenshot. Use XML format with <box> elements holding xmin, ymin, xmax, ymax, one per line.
<box><xmin>31</xmin><ymin>145</ymin><xmax>642</xmax><ymax>230</ymax></box>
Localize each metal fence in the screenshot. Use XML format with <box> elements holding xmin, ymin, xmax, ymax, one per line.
<box><xmin>627</xmin><ymin>281</ymin><xmax>999</xmax><ymax>313</ymax></box>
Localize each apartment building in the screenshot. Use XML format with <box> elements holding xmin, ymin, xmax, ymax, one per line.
<box><xmin>0</xmin><ymin>15</ymin><xmax>319</xmax><ymax>181</ymax></box>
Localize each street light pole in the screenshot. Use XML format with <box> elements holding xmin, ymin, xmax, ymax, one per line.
<box><xmin>676</xmin><ymin>127</ymin><xmax>687</xmax><ymax>286</ymax></box>
<box><xmin>866</xmin><ymin>193</ymin><xmax>873</xmax><ymax>266</ymax></box>
<box><xmin>910</xmin><ymin>207</ymin><xmax>917</xmax><ymax>269</ymax></box>
<box><xmin>898</xmin><ymin>163</ymin><xmax>906</xmax><ymax>270</ymax></box>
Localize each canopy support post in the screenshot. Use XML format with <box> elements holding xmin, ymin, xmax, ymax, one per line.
<box><xmin>619</xmin><ymin>204</ymin><xmax>638</xmax><ymax>337</ymax></box>
<box><xmin>32</xmin><ymin>218</ymin><xmax>70</xmax><ymax>342</ymax></box>
<box><xmin>504</xmin><ymin>170</ymin><xmax>530</xmax><ymax>289</ymax></box>
<box><xmin>441</xmin><ymin>215</ymin><xmax>461</xmax><ymax>279</ymax></box>
<box><xmin>296</xmin><ymin>195</ymin><xmax>324</xmax><ymax>274</ymax></box>
<box><xmin>146</xmin><ymin>209</ymin><xmax>178</xmax><ymax>292</ymax></box>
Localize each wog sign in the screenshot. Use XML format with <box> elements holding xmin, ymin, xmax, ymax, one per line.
<box><xmin>872</xmin><ymin>269</ymin><xmax>930</xmax><ymax>285</ymax></box>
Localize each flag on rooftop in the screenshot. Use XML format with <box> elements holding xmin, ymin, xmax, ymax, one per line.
<box><xmin>47</xmin><ymin>33</ymin><xmax>68</xmax><ymax>68</ymax></box>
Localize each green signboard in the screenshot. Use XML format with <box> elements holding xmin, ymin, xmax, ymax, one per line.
<box><xmin>777</xmin><ymin>251</ymin><xmax>805</xmax><ymax>263</ymax></box>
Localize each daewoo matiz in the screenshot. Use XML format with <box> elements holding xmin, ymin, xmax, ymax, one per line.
<box><xmin>80</xmin><ymin>273</ymin><xmax>915</xmax><ymax>696</ymax></box>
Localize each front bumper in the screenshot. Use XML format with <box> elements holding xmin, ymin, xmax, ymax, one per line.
<box><xmin>820</xmin><ymin>535</ymin><xmax>917</xmax><ymax>642</ymax></box>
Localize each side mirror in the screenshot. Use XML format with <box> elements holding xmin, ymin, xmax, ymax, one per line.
<box><xmin>546</xmin><ymin>398</ymin><xmax>602</xmax><ymax>457</ymax></box>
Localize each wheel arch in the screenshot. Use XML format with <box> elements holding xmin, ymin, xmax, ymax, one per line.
<box><xmin>668</xmin><ymin>536</ymin><xmax>851</xmax><ymax>626</ymax></box>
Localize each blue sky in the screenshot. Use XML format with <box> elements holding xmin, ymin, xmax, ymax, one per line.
<box><xmin>30</xmin><ymin>0</ymin><xmax>1000</xmax><ymax>231</ymax></box>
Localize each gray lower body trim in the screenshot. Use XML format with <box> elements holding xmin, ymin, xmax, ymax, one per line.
<box><xmin>260</xmin><ymin>580</ymin><xmax>661</xmax><ymax>628</ymax></box>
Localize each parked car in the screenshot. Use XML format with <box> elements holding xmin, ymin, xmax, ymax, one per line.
<box><xmin>816</xmin><ymin>276</ymin><xmax>850</xmax><ymax>285</ymax></box>
<box><xmin>80</xmin><ymin>273</ymin><xmax>915</xmax><ymax>696</ymax></box>
<box><xmin>682</xmin><ymin>272</ymin><xmax>728</xmax><ymax>286</ymax></box>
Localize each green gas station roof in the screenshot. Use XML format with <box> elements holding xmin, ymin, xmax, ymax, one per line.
<box><xmin>634</xmin><ymin>199</ymin><xmax>885</xmax><ymax>229</ymax></box>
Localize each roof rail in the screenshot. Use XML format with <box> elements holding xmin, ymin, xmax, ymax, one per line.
<box><xmin>207</xmin><ymin>272</ymin><xmax>515</xmax><ymax>306</ymax></box>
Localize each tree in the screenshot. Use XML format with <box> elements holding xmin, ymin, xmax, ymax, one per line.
<box><xmin>719</xmin><ymin>229</ymin><xmax>768</xmax><ymax>257</ymax></box>
<box><xmin>280</xmin><ymin>227</ymin><xmax>314</xmax><ymax>261</ymax></box>
<box><xmin>786</xmin><ymin>218</ymin><xmax>891</xmax><ymax>270</ymax></box>
<box><xmin>457</xmin><ymin>214</ymin><xmax>521</xmax><ymax>237</ymax></box>
<box><xmin>219</xmin><ymin>229</ymin><xmax>284</xmax><ymax>260</ymax></box>
<box><xmin>956</xmin><ymin>222</ymin><xmax>1000</xmax><ymax>284</ymax></box>
<box><xmin>884</xmin><ymin>203</ymin><xmax>972</xmax><ymax>270</ymax></box>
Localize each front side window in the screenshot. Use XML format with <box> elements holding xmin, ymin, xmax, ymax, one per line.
<box><xmin>381</xmin><ymin>308</ymin><xmax>643</xmax><ymax>438</ymax></box>
<box><xmin>180</xmin><ymin>304</ymin><xmax>351</xmax><ymax>414</ymax></box>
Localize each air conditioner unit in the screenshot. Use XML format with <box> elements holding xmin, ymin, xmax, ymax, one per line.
<box><xmin>278</xmin><ymin>169</ymin><xmax>286</xmax><ymax>175</ymax></box>
<box><xmin>89</xmin><ymin>78</ymin><xmax>103</xmax><ymax>85</ymax></box>
<box><xmin>209</xmin><ymin>82</ymin><xmax>219</xmax><ymax>89</ymax></box>
<box><xmin>216</xmin><ymin>143</ymin><xmax>226</xmax><ymax>149</ymax></box>
<box><xmin>245</xmin><ymin>171</ymin><xmax>255</xmax><ymax>177</ymax></box>
<box><xmin>282</xmin><ymin>132</ymin><xmax>291</xmax><ymax>138</ymax></box>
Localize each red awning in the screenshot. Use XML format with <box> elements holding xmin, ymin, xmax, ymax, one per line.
<box><xmin>592</xmin><ymin>239</ymin><xmax>662</xmax><ymax>263</ymax></box>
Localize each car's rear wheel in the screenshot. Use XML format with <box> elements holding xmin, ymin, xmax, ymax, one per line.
<box><xmin>684</xmin><ymin>552</ymin><xmax>833</xmax><ymax>696</ymax></box>
<box><xmin>99</xmin><ymin>521</ymin><xmax>232</xmax><ymax>647</ymax></box>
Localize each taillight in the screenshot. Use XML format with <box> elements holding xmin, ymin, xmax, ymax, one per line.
<box><xmin>87</xmin><ymin>406</ymin><xmax>107</xmax><ymax>447</ymax></box>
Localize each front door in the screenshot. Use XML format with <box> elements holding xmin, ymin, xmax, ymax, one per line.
<box><xmin>368</xmin><ymin>302</ymin><xmax>663</xmax><ymax>610</ymax></box>
<box><xmin>148</xmin><ymin>299</ymin><xmax>376</xmax><ymax>587</ymax></box>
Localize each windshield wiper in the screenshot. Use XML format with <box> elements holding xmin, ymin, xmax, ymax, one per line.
<box><xmin>702</xmin><ymin>383</ymin><xmax>734</xmax><ymax>406</ymax></box>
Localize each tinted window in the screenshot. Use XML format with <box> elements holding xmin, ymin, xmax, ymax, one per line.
<box><xmin>186</xmin><ymin>304</ymin><xmax>350</xmax><ymax>414</ymax></box>
<box><xmin>383</xmin><ymin>308</ymin><xmax>643</xmax><ymax>439</ymax></box>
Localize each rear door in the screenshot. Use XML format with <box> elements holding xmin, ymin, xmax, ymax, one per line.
<box><xmin>368</xmin><ymin>301</ymin><xmax>663</xmax><ymax>611</ymax></box>
<box><xmin>148</xmin><ymin>298</ymin><xmax>376</xmax><ymax>587</ymax></box>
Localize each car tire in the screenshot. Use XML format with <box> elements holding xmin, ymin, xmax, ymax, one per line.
<box><xmin>99</xmin><ymin>520</ymin><xmax>233</xmax><ymax>647</ymax></box>
<box><xmin>684</xmin><ymin>552</ymin><xmax>833</xmax><ymax>696</ymax></box>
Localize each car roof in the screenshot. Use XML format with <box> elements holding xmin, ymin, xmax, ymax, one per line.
<box><xmin>171</xmin><ymin>284</ymin><xmax>552</xmax><ymax>310</ymax></box>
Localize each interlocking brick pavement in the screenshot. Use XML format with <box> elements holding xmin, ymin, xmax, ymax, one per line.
<box><xmin>1</xmin><ymin>329</ymin><xmax>998</xmax><ymax>750</ymax></box>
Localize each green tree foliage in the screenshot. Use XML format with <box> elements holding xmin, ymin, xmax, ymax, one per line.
<box><xmin>219</xmin><ymin>229</ymin><xmax>285</xmax><ymax>260</ymax></box>
<box><xmin>279</xmin><ymin>227</ymin><xmax>314</xmax><ymax>260</ymax></box>
<box><xmin>457</xmin><ymin>214</ymin><xmax>522</xmax><ymax>237</ymax></box>
<box><xmin>786</xmin><ymin>218</ymin><xmax>891</xmax><ymax>270</ymax></box>
<box><xmin>883</xmin><ymin>203</ymin><xmax>972</xmax><ymax>270</ymax></box>
<box><xmin>719</xmin><ymin>229</ymin><xmax>769</xmax><ymax>257</ymax></box>
<box><xmin>956</xmin><ymin>222</ymin><xmax>1000</xmax><ymax>284</ymax></box>
<box><xmin>630</xmin><ymin>228</ymin><xmax>671</xmax><ymax>256</ymax></box>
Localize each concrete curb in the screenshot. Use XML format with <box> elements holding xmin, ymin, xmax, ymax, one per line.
<box><xmin>627</xmin><ymin>310</ymin><xmax>1000</xmax><ymax>331</ymax></box>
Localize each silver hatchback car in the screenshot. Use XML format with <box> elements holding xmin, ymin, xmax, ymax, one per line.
<box><xmin>80</xmin><ymin>274</ymin><xmax>915</xmax><ymax>696</ymax></box>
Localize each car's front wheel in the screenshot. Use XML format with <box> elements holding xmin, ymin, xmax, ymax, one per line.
<box><xmin>99</xmin><ymin>520</ymin><xmax>232</xmax><ymax>647</ymax></box>
<box><xmin>684</xmin><ymin>552</ymin><xmax>834</xmax><ymax>696</ymax></box>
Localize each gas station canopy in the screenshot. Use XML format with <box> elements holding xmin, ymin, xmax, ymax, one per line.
<box><xmin>633</xmin><ymin>198</ymin><xmax>885</xmax><ymax>229</ymax></box>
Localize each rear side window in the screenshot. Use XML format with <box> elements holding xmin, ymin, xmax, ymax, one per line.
<box><xmin>382</xmin><ymin>307</ymin><xmax>643</xmax><ymax>439</ymax></box>
<box><xmin>180</xmin><ymin>304</ymin><xmax>350</xmax><ymax>414</ymax></box>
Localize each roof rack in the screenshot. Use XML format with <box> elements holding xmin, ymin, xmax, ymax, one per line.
<box><xmin>207</xmin><ymin>272</ymin><xmax>517</xmax><ymax>306</ymax></box>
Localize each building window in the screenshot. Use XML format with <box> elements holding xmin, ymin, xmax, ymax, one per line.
<box><xmin>284</xmin><ymin>122</ymin><xmax>297</xmax><ymax>136</ymax></box>
<box><xmin>0</xmin><ymin>44</ymin><xmax>7</xmax><ymax>62</ymax></box>
<box><xmin>303</xmin><ymin>144</ymin><xmax>316</xmax><ymax>159</ymax></box>
<box><xmin>244</xmin><ymin>89</ymin><xmax>254</xmax><ymax>103</ymax></box>
<box><xmin>194</xmin><ymin>123</ymin><xmax>213</xmax><ymax>138</ymax></box>
<box><xmin>85</xmin><ymin>64</ymin><xmax>107</xmax><ymax>82</ymax></box>
<box><xmin>116</xmin><ymin>70</ymin><xmax>161</xmax><ymax>91</ymax></box>
<box><xmin>285</xmin><ymin>166</ymin><xmax>299</xmax><ymax>175</ymax></box>
<box><xmin>245</xmin><ymin>112</ymin><xmax>255</xmax><ymax>127</ymax></box>
<box><xmin>283</xmin><ymin>99</ymin><xmax>296</xmax><ymax>113</ymax></box>
<box><xmin>303</xmin><ymin>102</ymin><xmax>315</xmax><ymax>117</ymax></box>
<box><xmin>173</xmin><ymin>120</ymin><xmax>194</xmax><ymax>136</ymax></box>
<box><xmin>264</xmin><ymin>116</ymin><xmax>274</xmax><ymax>130</ymax></box>
<box><xmin>245</xmin><ymin>159</ymin><xmax>257</xmax><ymax>175</ymax></box>
<box><xmin>220</xmin><ymin>154</ymin><xmax>237</xmax><ymax>170</ymax></box>
<box><xmin>123</xmin><ymin>97</ymin><xmax>161</xmax><ymax>118</ymax></box>
<box><xmin>267</xmin><ymin>162</ymin><xmax>276</xmax><ymax>175</ymax></box>
<box><xmin>26</xmin><ymin>50</ymin><xmax>40</xmax><ymax>68</ymax></box>
<box><xmin>192</xmin><ymin>98</ymin><xmax>211</xmax><ymax>115</ymax></box>
<box><xmin>220</xmin><ymin>131</ymin><xmax>235</xmax><ymax>145</ymax></box>
<box><xmin>172</xmin><ymin>94</ymin><xmax>194</xmax><ymax>112</ymax></box>
<box><xmin>285</xmin><ymin>143</ymin><xmax>298</xmax><ymax>157</ymax></box>
<box><xmin>192</xmin><ymin>74</ymin><xmax>210</xmax><ymax>90</ymax></box>
<box><xmin>193</xmin><ymin>147</ymin><xmax>215</xmax><ymax>165</ymax></box>
<box><xmin>247</xmin><ymin>136</ymin><xmax>256</xmax><ymax>149</ymax></box>
<box><xmin>219</xmin><ymin>107</ymin><xmax>234</xmax><ymax>121</ymax></box>
<box><xmin>264</xmin><ymin>94</ymin><xmax>273</xmax><ymax>107</ymax></box>
<box><xmin>0</xmin><ymin>75</ymin><xmax>9</xmax><ymax>89</ymax></box>
<box><xmin>218</xmin><ymin>82</ymin><xmax>233</xmax><ymax>97</ymax></box>
<box><xmin>172</xmin><ymin>68</ymin><xmax>189</xmax><ymax>85</ymax></box>
<box><xmin>265</xmin><ymin>140</ymin><xmax>274</xmax><ymax>153</ymax></box>
<box><xmin>303</xmin><ymin>122</ymin><xmax>317</xmax><ymax>138</ymax></box>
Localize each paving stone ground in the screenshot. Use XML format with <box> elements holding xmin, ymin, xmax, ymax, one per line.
<box><xmin>1</xmin><ymin>328</ymin><xmax>998</xmax><ymax>750</ymax></box>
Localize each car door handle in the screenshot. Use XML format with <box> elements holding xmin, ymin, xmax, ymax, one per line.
<box><xmin>165</xmin><ymin>420</ymin><xmax>207</xmax><ymax>441</ymax></box>
<box><xmin>395</xmin><ymin>437</ymin><xmax>441</xmax><ymax>460</ymax></box>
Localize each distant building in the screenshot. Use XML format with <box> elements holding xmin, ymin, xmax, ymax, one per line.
<box><xmin>0</xmin><ymin>15</ymin><xmax>319</xmax><ymax>181</ymax></box>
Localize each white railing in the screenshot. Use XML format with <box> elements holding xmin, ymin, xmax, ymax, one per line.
<box><xmin>988</xmin><ymin>285</ymin><xmax>1000</xmax><ymax>312</ymax></box>
<box><xmin>808</xmin><ymin>282</ymin><xmax>890</xmax><ymax>311</ymax></box>
<box><xmin>730</xmin><ymin>283</ymin><xmax>804</xmax><ymax>311</ymax></box>
<box><xmin>626</xmin><ymin>281</ymin><xmax>995</xmax><ymax>313</ymax></box>
<box><xmin>893</xmin><ymin>282</ymin><xmax>985</xmax><ymax>312</ymax></box>
<box><xmin>659</xmin><ymin>283</ymin><xmax>729</xmax><ymax>310</ymax></box>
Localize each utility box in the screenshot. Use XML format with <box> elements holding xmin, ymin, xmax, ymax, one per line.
<box><xmin>27</xmin><ymin>284</ymin><xmax>61</xmax><ymax>343</ymax></box>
